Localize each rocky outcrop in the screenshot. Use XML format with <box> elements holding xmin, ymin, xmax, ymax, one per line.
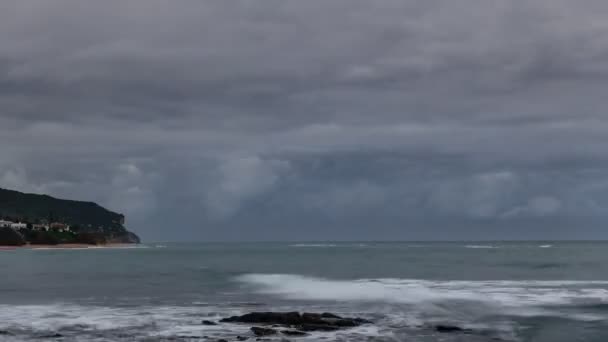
<box><xmin>250</xmin><ymin>327</ymin><xmax>277</xmax><ymax>336</ymax></box>
<box><xmin>434</xmin><ymin>325</ymin><xmax>473</xmax><ymax>333</ymax></box>
<box><xmin>220</xmin><ymin>311</ymin><xmax>371</xmax><ymax>333</ymax></box>
<box><xmin>106</xmin><ymin>231</ymin><xmax>141</xmax><ymax>244</ymax></box>
<box><xmin>0</xmin><ymin>227</ymin><xmax>26</xmax><ymax>246</ymax></box>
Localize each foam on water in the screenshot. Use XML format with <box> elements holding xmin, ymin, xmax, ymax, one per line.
<box><xmin>0</xmin><ymin>304</ymin><xmax>389</xmax><ymax>342</ymax></box>
<box><xmin>0</xmin><ymin>304</ymin><xmax>246</xmax><ymax>341</ymax></box>
<box><xmin>237</xmin><ymin>274</ymin><xmax>608</xmax><ymax>308</ymax></box>
<box><xmin>289</xmin><ymin>244</ymin><xmax>338</xmax><ymax>247</ymax></box>
<box><xmin>288</xmin><ymin>243</ymin><xmax>369</xmax><ymax>248</ymax></box>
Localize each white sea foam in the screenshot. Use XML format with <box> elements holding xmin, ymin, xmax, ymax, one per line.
<box><xmin>237</xmin><ymin>274</ymin><xmax>608</xmax><ymax>308</ymax></box>
<box><xmin>538</xmin><ymin>244</ymin><xmax>553</xmax><ymax>248</ymax></box>
<box><xmin>0</xmin><ymin>303</ymin><xmax>385</xmax><ymax>341</ymax></box>
<box><xmin>289</xmin><ymin>243</ymin><xmax>370</xmax><ymax>248</ymax></box>
<box><xmin>0</xmin><ymin>303</ymin><xmax>235</xmax><ymax>340</ymax></box>
<box><xmin>289</xmin><ymin>244</ymin><xmax>338</xmax><ymax>247</ymax></box>
<box><xmin>464</xmin><ymin>245</ymin><xmax>498</xmax><ymax>249</ymax></box>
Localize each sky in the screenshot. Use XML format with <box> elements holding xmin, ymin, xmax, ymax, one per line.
<box><xmin>1</xmin><ymin>1</ymin><xmax>608</xmax><ymax>241</ymax></box>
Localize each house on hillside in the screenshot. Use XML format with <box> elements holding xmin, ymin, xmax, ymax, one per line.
<box><xmin>0</xmin><ymin>220</ymin><xmax>14</xmax><ymax>228</ymax></box>
<box><xmin>32</xmin><ymin>224</ymin><xmax>49</xmax><ymax>231</ymax></box>
<box><xmin>50</xmin><ymin>222</ymin><xmax>71</xmax><ymax>232</ymax></box>
<box><xmin>10</xmin><ymin>222</ymin><xmax>27</xmax><ymax>230</ymax></box>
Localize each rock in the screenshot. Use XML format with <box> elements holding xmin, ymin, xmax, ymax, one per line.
<box><xmin>222</xmin><ymin>312</ymin><xmax>302</xmax><ymax>325</ymax></box>
<box><xmin>0</xmin><ymin>330</ymin><xmax>13</xmax><ymax>335</ymax></box>
<box><xmin>321</xmin><ymin>312</ymin><xmax>342</xmax><ymax>319</ymax></box>
<box><xmin>435</xmin><ymin>325</ymin><xmax>472</xmax><ymax>333</ymax></box>
<box><xmin>217</xmin><ymin>339</ymin><xmax>228</xmax><ymax>342</ymax></box>
<box><xmin>202</xmin><ymin>320</ymin><xmax>218</xmax><ymax>326</ymax></box>
<box><xmin>298</xmin><ymin>324</ymin><xmax>341</xmax><ymax>332</ymax></box>
<box><xmin>281</xmin><ymin>330</ymin><xmax>308</xmax><ymax>336</ymax></box>
<box><xmin>251</xmin><ymin>327</ymin><xmax>278</xmax><ymax>336</ymax></box>
<box><xmin>38</xmin><ymin>333</ymin><xmax>63</xmax><ymax>338</ymax></box>
<box><xmin>220</xmin><ymin>311</ymin><xmax>371</xmax><ymax>331</ymax></box>
<box><xmin>301</xmin><ymin>312</ymin><xmax>323</xmax><ymax>321</ymax></box>
<box><xmin>237</xmin><ymin>336</ymin><xmax>249</xmax><ymax>341</ymax></box>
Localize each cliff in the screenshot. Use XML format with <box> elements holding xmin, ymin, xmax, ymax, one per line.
<box><xmin>0</xmin><ymin>188</ymin><xmax>140</xmax><ymax>245</ymax></box>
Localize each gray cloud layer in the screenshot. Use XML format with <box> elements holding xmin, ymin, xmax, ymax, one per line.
<box><xmin>2</xmin><ymin>1</ymin><xmax>608</xmax><ymax>241</ymax></box>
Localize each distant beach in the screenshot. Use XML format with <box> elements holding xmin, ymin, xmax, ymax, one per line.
<box><xmin>0</xmin><ymin>243</ymin><xmax>137</xmax><ymax>250</ymax></box>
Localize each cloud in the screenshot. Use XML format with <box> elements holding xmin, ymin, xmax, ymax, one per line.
<box><xmin>203</xmin><ymin>156</ymin><xmax>290</xmax><ymax>219</ymax></box>
<box><xmin>105</xmin><ymin>163</ymin><xmax>159</xmax><ymax>218</ymax></box>
<box><xmin>428</xmin><ymin>171</ymin><xmax>519</xmax><ymax>218</ymax></box>
<box><xmin>1</xmin><ymin>1</ymin><xmax>608</xmax><ymax>239</ymax></box>
<box><xmin>502</xmin><ymin>196</ymin><xmax>562</xmax><ymax>218</ymax></box>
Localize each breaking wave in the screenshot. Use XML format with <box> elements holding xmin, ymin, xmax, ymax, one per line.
<box><xmin>236</xmin><ymin>274</ymin><xmax>608</xmax><ymax>308</ymax></box>
<box><xmin>288</xmin><ymin>243</ymin><xmax>368</xmax><ymax>248</ymax></box>
<box><xmin>289</xmin><ymin>244</ymin><xmax>338</xmax><ymax>247</ymax></box>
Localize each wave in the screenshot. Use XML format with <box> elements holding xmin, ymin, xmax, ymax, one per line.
<box><xmin>236</xmin><ymin>274</ymin><xmax>608</xmax><ymax>308</ymax></box>
<box><xmin>0</xmin><ymin>304</ymin><xmax>243</xmax><ymax>340</ymax></box>
<box><xmin>465</xmin><ymin>244</ymin><xmax>555</xmax><ymax>249</ymax></box>
<box><xmin>0</xmin><ymin>303</ymin><xmax>385</xmax><ymax>341</ymax></box>
<box><xmin>288</xmin><ymin>243</ymin><xmax>368</xmax><ymax>248</ymax></box>
<box><xmin>289</xmin><ymin>244</ymin><xmax>338</xmax><ymax>247</ymax></box>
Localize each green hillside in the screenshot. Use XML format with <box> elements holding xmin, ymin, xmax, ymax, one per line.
<box><xmin>0</xmin><ymin>188</ymin><xmax>124</xmax><ymax>229</ymax></box>
<box><xmin>0</xmin><ymin>188</ymin><xmax>140</xmax><ymax>245</ymax></box>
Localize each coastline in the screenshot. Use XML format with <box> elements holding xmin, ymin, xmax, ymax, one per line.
<box><xmin>0</xmin><ymin>243</ymin><xmax>138</xmax><ymax>250</ymax></box>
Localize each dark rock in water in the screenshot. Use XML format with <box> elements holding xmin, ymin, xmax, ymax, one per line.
<box><xmin>301</xmin><ymin>312</ymin><xmax>323</xmax><ymax>321</ymax></box>
<box><xmin>217</xmin><ymin>339</ymin><xmax>228</xmax><ymax>342</ymax></box>
<box><xmin>324</xmin><ymin>317</ymin><xmax>369</xmax><ymax>327</ymax></box>
<box><xmin>38</xmin><ymin>333</ymin><xmax>63</xmax><ymax>338</ymax></box>
<box><xmin>435</xmin><ymin>325</ymin><xmax>472</xmax><ymax>333</ymax></box>
<box><xmin>0</xmin><ymin>330</ymin><xmax>13</xmax><ymax>335</ymax></box>
<box><xmin>223</xmin><ymin>312</ymin><xmax>302</xmax><ymax>325</ymax></box>
<box><xmin>281</xmin><ymin>330</ymin><xmax>308</xmax><ymax>336</ymax></box>
<box><xmin>321</xmin><ymin>312</ymin><xmax>342</xmax><ymax>319</ymax></box>
<box><xmin>221</xmin><ymin>311</ymin><xmax>371</xmax><ymax>332</ymax></box>
<box><xmin>298</xmin><ymin>324</ymin><xmax>341</xmax><ymax>332</ymax></box>
<box><xmin>202</xmin><ymin>320</ymin><xmax>218</xmax><ymax>326</ymax></box>
<box><xmin>237</xmin><ymin>336</ymin><xmax>249</xmax><ymax>341</ymax></box>
<box><xmin>251</xmin><ymin>327</ymin><xmax>278</xmax><ymax>336</ymax></box>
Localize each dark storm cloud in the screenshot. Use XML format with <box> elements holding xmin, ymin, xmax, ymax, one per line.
<box><xmin>2</xmin><ymin>0</ymin><xmax>608</xmax><ymax>240</ymax></box>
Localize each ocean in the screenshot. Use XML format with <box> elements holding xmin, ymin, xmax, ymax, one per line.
<box><xmin>1</xmin><ymin>242</ymin><xmax>608</xmax><ymax>341</ymax></box>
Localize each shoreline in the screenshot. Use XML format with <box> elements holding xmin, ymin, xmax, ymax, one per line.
<box><xmin>0</xmin><ymin>243</ymin><xmax>138</xmax><ymax>250</ymax></box>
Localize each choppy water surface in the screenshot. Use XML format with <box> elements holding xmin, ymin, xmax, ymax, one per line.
<box><xmin>1</xmin><ymin>242</ymin><xmax>608</xmax><ymax>341</ymax></box>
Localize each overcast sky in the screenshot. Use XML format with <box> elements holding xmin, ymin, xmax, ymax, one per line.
<box><xmin>1</xmin><ymin>1</ymin><xmax>608</xmax><ymax>241</ymax></box>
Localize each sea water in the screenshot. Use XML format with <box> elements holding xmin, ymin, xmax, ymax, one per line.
<box><xmin>1</xmin><ymin>242</ymin><xmax>608</xmax><ymax>341</ymax></box>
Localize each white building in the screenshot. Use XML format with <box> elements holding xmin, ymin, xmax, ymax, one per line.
<box><xmin>10</xmin><ymin>222</ymin><xmax>27</xmax><ymax>230</ymax></box>
<box><xmin>0</xmin><ymin>220</ymin><xmax>14</xmax><ymax>228</ymax></box>
<box><xmin>32</xmin><ymin>224</ymin><xmax>49</xmax><ymax>231</ymax></box>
